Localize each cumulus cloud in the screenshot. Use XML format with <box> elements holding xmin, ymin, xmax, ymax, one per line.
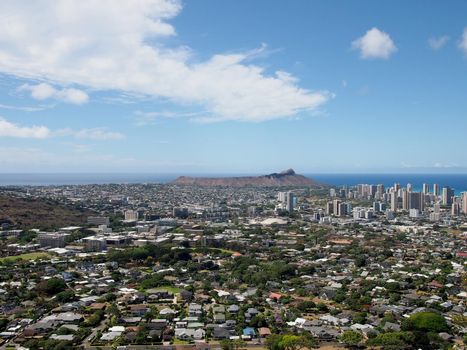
<box><xmin>19</xmin><ymin>83</ymin><xmax>89</xmax><ymax>104</ymax></box>
<box><xmin>459</xmin><ymin>28</ymin><xmax>467</xmax><ymax>55</ymax></box>
<box><xmin>0</xmin><ymin>0</ymin><xmax>331</xmax><ymax>122</ymax></box>
<box><xmin>428</xmin><ymin>35</ymin><xmax>449</xmax><ymax>50</ymax></box>
<box><xmin>352</xmin><ymin>27</ymin><xmax>397</xmax><ymax>59</ymax></box>
<box><xmin>0</xmin><ymin>117</ymin><xmax>50</xmax><ymax>138</ymax></box>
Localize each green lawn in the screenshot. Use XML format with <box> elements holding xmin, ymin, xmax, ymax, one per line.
<box><xmin>152</xmin><ymin>285</ymin><xmax>181</xmax><ymax>294</ymax></box>
<box><xmin>0</xmin><ymin>252</ymin><xmax>51</xmax><ymax>263</ymax></box>
<box><xmin>215</xmin><ymin>248</ymin><xmax>238</xmax><ymax>254</ymax></box>
<box><xmin>189</xmin><ymin>247</ymin><xmax>238</xmax><ymax>255</ymax></box>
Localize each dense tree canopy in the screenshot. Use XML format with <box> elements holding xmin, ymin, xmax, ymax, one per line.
<box><xmin>37</xmin><ymin>277</ymin><xmax>67</xmax><ymax>296</ymax></box>
<box><xmin>402</xmin><ymin>312</ymin><xmax>449</xmax><ymax>333</ymax></box>
<box><xmin>339</xmin><ymin>330</ymin><xmax>363</xmax><ymax>347</ymax></box>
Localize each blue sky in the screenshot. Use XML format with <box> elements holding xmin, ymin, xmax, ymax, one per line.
<box><xmin>1</xmin><ymin>0</ymin><xmax>467</xmax><ymax>174</ymax></box>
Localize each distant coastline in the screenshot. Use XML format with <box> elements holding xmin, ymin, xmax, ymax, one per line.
<box><xmin>0</xmin><ymin>173</ymin><xmax>467</xmax><ymax>194</ymax></box>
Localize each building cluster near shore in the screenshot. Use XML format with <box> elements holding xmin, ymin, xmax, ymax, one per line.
<box><xmin>326</xmin><ymin>182</ymin><xmax>466</xmax><ymax>222</ymax></box>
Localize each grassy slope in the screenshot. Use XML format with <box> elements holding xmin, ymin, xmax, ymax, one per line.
<box><xmin>0</xmin><ymin>252</ymin><xmax>51</xmax><ymax>263</ymax></box>
<box><xmin>0</xmin><ymin>194</ymin><xmax>95</xmax><ymax>230</ymax></box>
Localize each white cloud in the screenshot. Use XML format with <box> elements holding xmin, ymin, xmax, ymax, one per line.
<box><xmin>56</xmin><ymin>127</ymin><xmax>125</xmax><ymax>140</ymax></box>
<box><xmin>0</xmin><ymin>117</ymin><xmax>50</xmax><ymax>138</ymax></box>
<box><xmin>57</xmin><ymin>88</ymin><xmax>89</xmax><ymax>104</ymax></box>
<box><xmin>25</xmin><ymin>83</ymin><xmax>56</xmax><ymax>100</ymax></box>
<box><xmin>0</xmin><ymin>103</ymin><xmax>47</xmax><ymax>112</ymax></box>
<box><xmin>133</xmin><ymin>110</ymin><xmax>206</xmax><ymax>125</ymax></box>
<box><xmin>0</xmin><ymin>0</ymin><xmax>330</xmax><ymax>122</ymax></box>
<box><xmin>352</xmin><ymin>27</ymin><xmax>397</xmax><ymax>59</ymax></box>
<box><xmin>401</xmin><ymin>161</ymin><xmax>461</xmax><ymax>169</ymax></box>
<box><xmin>0</xmin><ymin>117</ymin><xmax>123</xmax><ymax>140</ymax></box>
<box><xmin>134</xmin><ymin>110</ymin><xmax>178</xmax><ymax>125</ymax></box>
<box><xmin>428</xmin><ymin>35</ymin><xmax>449</xmax><ymax>50</ymax></box>
<box><xmin>19</xmin><ymin>83</ymin><xmax>89</xmax><ymax>104</ymax></box>
<box><xmin>434</xmin><ymin>162</ymin><xmax>459</xmax><ymax>169</ymax></box>
<box><xmin>459</xmin><ymin>28</ymin><xmax>467</xmax><ymax>55</ymax></box>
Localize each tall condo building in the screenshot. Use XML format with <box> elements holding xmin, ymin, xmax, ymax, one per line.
<box><xmin>394</xmin><ymin>183</ymin><xmax>400</xmax><ymax>192</ymax></box>
<box><xmin>408</xmin><ymin>192</ymin><xmax>424</xmax><ymax>212</ymax></box>
<box><xmin>286</xmin><ymin>191</ymin><xmax>295</xmax><ymax>212</ymax></box>
<box><xmin>433</xmin><ymin>184</ymin><xmax>440</xmax><ymax>196</ymax></box>
<box><xmin>277</xmin><ymin>192</ymin><xmax>287</xmax><ymax>203</ymax></box>
<box><xmin>402</xmin><ymin>189</ymin><xmax>409</xmax><ymax>210</ymax></box>
<box><xmin>278</xmin><ymin>191</ymin><xmax>295</xmax><ymax>212</ymax></box>
<box><xmin>333</xmin><ymin>199</ymin><xmax>341</xmax><ymax>216</ymax></box>
<box><xmin>422</xmin><ymin>183</ymin><xmax>429</xmax><ymax>194</ymax></box>
<box><xmin>391</xmin><ymin>192</ymin><xmax>398</xmax><ymax>212</ymax></box>
<box><xmin>433</xmin><ymin>202</ymin><xmax>441</xmax><ymax>214</ymax></box>
<box><xmin>462</xmin><ymin>192</ymin><xmax>467</xmax><ymax>215</ymax></box>
<box><xmin>442</xmin><ymin>187</ymin><xmax>454</xmax><ymax>206</ymax></box>
<box><xmin>452</xmin><ymin>203</ymin><xmax>460</xmax><ymax>216</ymax></box>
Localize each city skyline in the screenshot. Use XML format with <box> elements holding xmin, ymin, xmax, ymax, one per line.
<box><xmin>1</xmin><ymin>1</ymin><xmax>467</xmax><ymax>173</ymax></box>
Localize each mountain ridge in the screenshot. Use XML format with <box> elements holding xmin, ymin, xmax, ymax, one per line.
<box><xmin>170</xmin><ymin>169</ymin><xmax>322</xmax><ymax>187</ymax></box>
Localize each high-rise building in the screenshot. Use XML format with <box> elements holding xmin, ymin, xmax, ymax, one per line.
<box><xmin>333</xmin><ymin>199</ymin><xmax>341</xmax><ymax>216</ymax></box>
<box><xmin>326</xmin><ymin>201</ymin><xmax>333</xmax><ymax>215</ymax></box>
<box><xmin>407</xmin><ymin>183</ymin><xmax>413</xmax><ymax>192</ymax></box>
<box><xmin>124</xmin><ymin>210</ymin><xmax>139</xmax><ymax>221</ymax></box>
<box><xmin>391</xmin><ymin>192</ymin><xmax>398</xmax><ymax>212</ymax></box>
<box><xmin>452</xmin><ymin>203</ymin><xmax>460</xmax><ymax>216</ymax></box>
<box><xmin>373</xmin><ymin>201</ymin><xmax>380</xmax><ymax>213</ymax></box>
<box><xmin>339</xmin><ymin>188</ymin><xmax>346</xmax><ymax>198</ymax></box>
<box><xmin>377</xmin><ymin>184</ymin><xmax>385</xmax><ymax>195</ymax></box>
<box><xmin>357</xmin><ymin>184</ymin><xmax>373</xmax><ymax>198</ymax></box>
<box><xmin>357</xmin><ymin>184</ymin><xmax>364</xmax><ymax>197</ymax></box>
<box><xmin>462</xmin><ymin>192</ymin><xmax>467</xmax><ymax>215</ymax></box>
<box><xmin>402</xmin><ymin>189</ymin><xmax>409</xmax><ymax>210</ymax></box>
<box><xmin>338</xmin><ymin>202</ymin><xmax>347</xmax><ymax>217</ymax></box>
<box><xmin>408</xmin><ymin>192</ymin><xmax>424</xmax><ymax>212</ymax></box>
<box><xmin>394</xmin><ymin>183</ymin><xmax>400</xmax><ymax>192</ymax></box>
<box><xmin>442</xmin><ymin>187</ymin><xmax>454</xmax><ymax>206</ymax></box>
<box><xmin>422</xmin><ymin>183</ymin><xmax>429</xmax><ymax>194</ymax></box>
<box><xmin>433</xmin><ymin>184</ymin><xmax>440</xmax><ymax>196</ymax></box>
<box><xmin>277</xmin><ymin>192</ymin><xmax>287</xmax><ymax>203</ymax></box>
<box><xmin>286</xmin><ymin>191</ymin><xmax>295</xmax><ymax>212</ymax></box>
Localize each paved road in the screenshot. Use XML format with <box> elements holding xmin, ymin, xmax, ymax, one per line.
<box><xmin>81</xmin><ymin>343</ymin><xmax>268</xmax><ymax>350</ymax></box>
<box><xmin>82</xmin><ymin>315</ymin><xmax>109</xmax><ymax>348</ymax></box>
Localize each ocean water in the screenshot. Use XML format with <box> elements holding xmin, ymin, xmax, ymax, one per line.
<box><xmin>0</xmin><ymin>173</ymin><xmax>466</xmax><ymax>194</ymax></box>
<box><xmin>308</xmin><ymin>174</ymin><xmax>467</xmax><ymax>194</ymax></box>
